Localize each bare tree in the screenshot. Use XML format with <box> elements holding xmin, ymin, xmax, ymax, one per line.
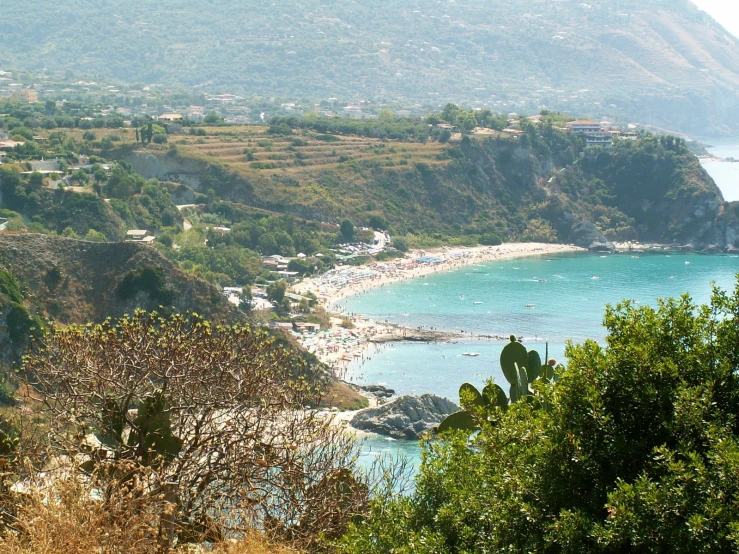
<box><xmin>24</xmin><ymin>310</ymin><xmax>368</xmax><ymax>551</ymax></box>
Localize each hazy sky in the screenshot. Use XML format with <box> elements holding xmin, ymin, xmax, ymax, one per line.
<box><xmin>691</xmin><ymin>0</ymin><xmax>739</xmax><ymax>38</ymax></box>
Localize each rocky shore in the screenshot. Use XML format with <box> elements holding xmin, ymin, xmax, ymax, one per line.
<box><xmin>369</xmin><ymin>325</ymin><xmax>464</xmax><ymax>344</ymax></box>
<box><xmin>350</xmin><ymin>394</ymin><xmax>459</xmax><ymax>440</ymax></box>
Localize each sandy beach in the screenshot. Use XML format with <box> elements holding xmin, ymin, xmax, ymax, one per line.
<box><xmin>294</xmin><ymin>243</ymin><xmax>582</xmax><ymax>307</ymax></box>
<box><xmin>291</xmin><ymin>243</ymin><xmax>583</xmax><ymax>381</ymax></box>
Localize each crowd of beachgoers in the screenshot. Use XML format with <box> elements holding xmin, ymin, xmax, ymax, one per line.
<box><xmin>291</xmin><ymin>243</ymin><xmax>583</xmax><ymax>381</ymax></box>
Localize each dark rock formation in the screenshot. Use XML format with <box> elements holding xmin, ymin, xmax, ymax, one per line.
<box><xmin>350</xmin><ymin>394</ymin><xmax>458</xmax><ymax>439</ymax></box>
<box><xmin>571</xmin><ymin>222</ymin><xmax>608</xmax><ymax>249</ymax></box>
<box><xmin>589</xmin><ymin>241</ymin><xmax>616</xmax><ymax>252</ymax></box>
<box><xmin>358</xmin><ymin>384</ymin><xmax>396</xmax><ymax>399</ymax></box>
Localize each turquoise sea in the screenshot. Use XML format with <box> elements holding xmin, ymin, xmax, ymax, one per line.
<box><xmin>700</xmin><ymin>137</ymin><xmax>739</xmax><ymax>202</ymax></box>
<box><xmin>348</xmin><ymin>252</ymin><xmax>738</xmax><ymax>466</ymax></box>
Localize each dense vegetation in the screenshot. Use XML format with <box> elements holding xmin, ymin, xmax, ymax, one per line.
<box><xmin>1</xmin><ymin>92</ymin><xmax>739</xmax><ymax>551</ymax></box>
<box><xmin>157</xmin><ymin>119</ymin><xmax>732</xmax><ymax>249</ymax></box>
<box><xmin>340</xmin><ymin>278</ymin><xmax>739</xmax><ymax>553</ymax></box>
<box><xmin>2</xmin><ymin>274</ymin><xmax>738</xmax><ymax>553</ymax></box>
<box><xmin>2</xmin><ymin>103</ymin><xmax>736</xmax><ymax>294</ymax></box>
<box><xmin>269</xmin><ymin>106</ymin><xmax>510</xmax><ymax>142</ymax></box>
<box><xmin>3</xmin><ymin>0</ymin><xmax>739</xmax><ymax>134</ymax></box>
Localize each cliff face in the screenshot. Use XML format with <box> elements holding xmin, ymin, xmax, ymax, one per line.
<box><xmin>123</xmin><ymin>134</ymin><xmax>739</xmax><ymax>250</ymax></box>
<box><xmin>704</xmin><ymin>202</ymin><xmax>739</xmax><ymax>249</ymax></box>
<box><xmin>0</xmin><ymin>233</ymin><xmax>242</xmax><ymax>364</ymax></box>
<box><xmin>568</xmin><ymin>139</ymin><xmax>735</xmax><ymax>247</ymax></box>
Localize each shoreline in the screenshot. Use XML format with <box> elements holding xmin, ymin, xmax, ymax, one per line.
<box><xmin>291</xmin><ymin>241</ymin><xmax>728</xmax><ymax>386</ymax></box>
<box><xmin>291</xmin><ymin>243</ymin><xmax>583</xmax><ymax>383</ymax></box>
<box><xmin>294</xmin><ymin>243</ymin><xmax>584</xmax><ymax>308</ymax></box>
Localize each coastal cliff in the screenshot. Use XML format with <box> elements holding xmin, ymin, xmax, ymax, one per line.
<box><xmin>122</xmin><ymin>131</ymin><xmax>739</xmax><ymax>251</ymax></box>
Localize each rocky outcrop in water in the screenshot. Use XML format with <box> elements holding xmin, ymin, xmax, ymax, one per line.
<box><xmin>358</xmin><ymin>384</ymin><xmax>396</xmax><ymax>399</ymax></box>
<box><xmin>350</xmin><ymin>394</ymin><xmax>458</xmax><ymax>439</ymax></box>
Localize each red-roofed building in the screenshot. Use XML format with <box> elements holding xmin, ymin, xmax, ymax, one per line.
<box><xmin>566</xmin><ymin>120</ymin><xmax>602</xmax><ymax>133</ymax></box>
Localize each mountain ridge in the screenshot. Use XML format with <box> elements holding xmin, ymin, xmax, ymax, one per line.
<box><xmin>2</xmin><ymin>0</ymin><xmax>739</xmax><ymax>134</ymax></box>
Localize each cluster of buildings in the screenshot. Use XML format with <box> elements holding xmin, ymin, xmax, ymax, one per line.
<box><xmin>564</xmin><ymin>120</ymin><xmax>638</xmax><ymax>147</ymax></box>
<box><xmin>0</xmin><ymin>72</ymin><xmax>40</xmax><ymax>103</ymax></box>
<box><xmin>435</xmin><ymin>117</ymin><xmax>640</xmax><ymax>147</ymax></box>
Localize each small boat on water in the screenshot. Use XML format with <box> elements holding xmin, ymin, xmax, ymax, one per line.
<box><xmin>462</xmin><ymin>352</ymin><xmax>480</xmax><ymax>357</ymax></box>
<box><xmin>525</xmin><ymin>303</ymin><xmax>536</xmax><ymax>308</ymax></box>
<box><xmin>591</xmin><ymin>275</ymin><xmax>600</xmax><ymax>280</ymax></box>
<box><xmin>473</xmin><ymin>301</ymin><xmax>483</xmax><ymax>305</ymax></box>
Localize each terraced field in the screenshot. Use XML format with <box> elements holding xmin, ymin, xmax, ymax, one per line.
<box><xmin>176</xmin><ymin>126</ymin><xmax>449</xmax><ymax>178</ymax></box>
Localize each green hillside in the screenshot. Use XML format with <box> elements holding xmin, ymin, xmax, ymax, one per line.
<box><xmin>121</xmin><ymin>121</ymin><xmax>737</xmax><ymax>249</ymax></box>
<box><xmin>2</xmin><ymin>0</ymin><xmax>739</xmax><ymax>134</ymax></box>
<box><xmin>0</xmin><ymin>234</ymin><xmax>368</xmax><ymax>408</ymax></box>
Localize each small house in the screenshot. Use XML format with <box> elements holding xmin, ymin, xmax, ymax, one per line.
<box><xmin>29</xmin><ymin>159</ymin><xmax>61</xmax><ymax>173</ymax></box>
<box><xmin>295</xmin><ymin>323</ymin><xmax>319</xmax><ymax>334</ymax></box>
<box><xmin>0</xmin><ymin>140</ymin><xmax>23</xmax><ymax>150</ymax></box>
<box><xmin>10</xmin><ymin>89</ymin><xmax>38</xmax><ymax>103</ymax></box>
<box><xmin>566</xmin><ymin>120</ymin><xmax>602</xmax><ymax>134</ymax></box>
<box><xmin>157</xmin><ymin>113</ymin><xmax>183</xmax><ymax>122</ymax></box>
<box><xmin>125</xmin><ymin>230</ymin><xmax>156</xmax><ymax>244</ymax></box>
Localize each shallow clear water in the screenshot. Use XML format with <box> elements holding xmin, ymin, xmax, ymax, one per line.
<box><xmin>349</xmin><ymin>252</ymin><xmax>738</xmax><ymax>465</ymax></box>
<box><xmin>700</xmin><ymin>137</ymin><xmax>739</xmax><ymax>202</ymax></box>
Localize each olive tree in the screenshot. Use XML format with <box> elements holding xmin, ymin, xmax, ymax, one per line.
<box><xmin>25</xmin><ymin>310</ymin><xmax>367</xmax><ymax>552</ymax></box>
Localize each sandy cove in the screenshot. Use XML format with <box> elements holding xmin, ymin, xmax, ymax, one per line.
<box><xmin>291</xmin><ymin>243</ymin><xmax>583</xmax><ymax>382</ymax></box>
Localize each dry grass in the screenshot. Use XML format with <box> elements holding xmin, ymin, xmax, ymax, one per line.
<box><xmin>0</xmin><ymin>476</ymin><xmax>165</xmax><ymax>554</ymax></box>
<box><xmin>0</xmin><ymin>476</ymin><xmax>301</xmax><ymax>554</ymax></box>
<box><xmin>209</xmin><ymin>536</ymin><xmax>301</xmax><ymax>554</ymax></box>
<box><xmin>178</xmin><ymin>127</ymin><xmax>446</xmax><ymax>179</ymax></box>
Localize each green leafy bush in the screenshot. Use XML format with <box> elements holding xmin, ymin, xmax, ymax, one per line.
<box><xmin>340</xmin><ymin>279</ymin><xmax>739</xmax><ymax>553</ymax></box>
<box><xmin>7</xmin><ymin>303</ymin><xmax>43</xmax><ymax>345</ymax></box>
<box><xmin>0</xmin><ymin>271</ymin><xmax>24</xmax><ymax>304</ymax></box>
<box><xmin>479</xmin><ymin>233</ymin><xmax>502</xmax><ymax>246</ymax></box>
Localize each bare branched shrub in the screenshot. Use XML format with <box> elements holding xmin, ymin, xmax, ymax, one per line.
<box><xmin>23</xmin><ymin>310</ymin><xmax>369</xmax><ymax>551</ymax></box>
<box><xmin>0</xmin><ymin>474</ymin><xmax>301</xmax><ymax>553</ymax></box>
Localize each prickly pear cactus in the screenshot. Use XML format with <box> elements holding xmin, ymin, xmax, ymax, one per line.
<box><xmin>437</xmin><ymin>337</ymin><xmax>561</xmax><ymax>433</ymax></box>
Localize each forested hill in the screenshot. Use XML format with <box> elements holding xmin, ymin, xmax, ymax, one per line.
<box><xmin>3</xmin><ymin>0</ymin><xmax>739</xmax><ymax>135</ymax></box>
<box><xmin>120</xmin><ymin>123</ymin><xmax>739</xmax><ymax>251</ymax></box>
